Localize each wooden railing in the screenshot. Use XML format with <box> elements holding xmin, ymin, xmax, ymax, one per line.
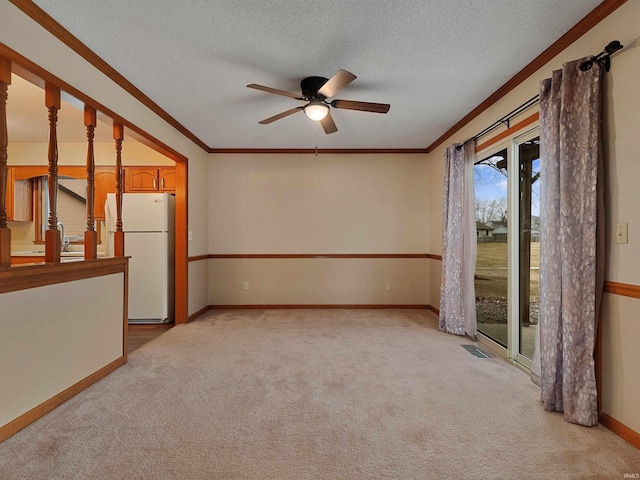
<box><xmin>84</xmin><ymin>105</ymin><xmax>97</xmax><ymax>259</ymax></box>
<box><xmin>44</xmin><ymin>82</ymin><xmax>61</xmax><ymax>264</ymax></box>
<box><xmin>0</xmin><ymin>55</ymin><xmax>125</xmax><ymax>266</ymax></box>
<box><xmin>113</xmin><ymin>123</ymin><xmax>125</xmax><ymax>257</ymax></box>
<box><xmin>0</xmin><ymin>57</ymin><xmax>10</xmax><ymax>267</ymax></box>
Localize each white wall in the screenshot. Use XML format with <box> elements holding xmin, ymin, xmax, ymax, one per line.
<box><xmin>425</xmin><ymin>1</ymin><xmax>640</xmax><ymax>434</ymax></box>
<box><xmin>207</xmin><ymin>153</ymin><xmax>431</xmax><ymax>305</ymax></box>
<box><xmin>1</xmin><ymin>2</ymin><xmax>210</xmax><ymax>315</ymax></box>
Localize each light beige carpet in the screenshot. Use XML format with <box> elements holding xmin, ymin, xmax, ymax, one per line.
<box><xmin>0</xmin><ymin>309</ymin><xmax>638</xmax><ymax>479</ymax></box>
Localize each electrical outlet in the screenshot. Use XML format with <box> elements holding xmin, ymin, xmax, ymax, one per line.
<box><xmin>616</xmin><ymin>223</ymin><xmax>628</xmax><ymax>244</ymax></box>
<box><xmin>243</xmin><ymin>282</ymin><xmax>249</xmax><ymax>290</ymax></box>
<box><xmin>385</xmin><ymin>283</ymin><xmax>391</xmax><ymax>291</ymax></box>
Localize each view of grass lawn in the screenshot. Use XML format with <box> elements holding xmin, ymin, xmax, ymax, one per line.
<box><xmin>474</xmin><ymin>240</ymin><xmax>540</xmax><ymax>350</ymax></box>
<box><xmin>476</xmin><ymin>241</ymin><xmax>539</xmax><ymax>268</ymax></box>
<box><xmin>475</xmin><ymin>241</ymin><xmax>539</xmax><ymax>299</ymax></box>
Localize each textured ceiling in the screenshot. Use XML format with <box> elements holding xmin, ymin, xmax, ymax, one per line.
<box><xmin>27</xmin><ymin>0</ymin><xmax>601</xmax><ymax>150</ymax></box>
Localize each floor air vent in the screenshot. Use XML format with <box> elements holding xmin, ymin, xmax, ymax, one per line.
<box><xmin>461</xmin><ymin>345</ymin><xmax>490</xmax><ymax>359</ymax></box>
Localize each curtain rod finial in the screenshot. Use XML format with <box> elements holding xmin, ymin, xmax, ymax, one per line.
<box><xmin>605</xmin><ymin>40</ymin><xmax>622</xmax><ymax>54</ymax></box>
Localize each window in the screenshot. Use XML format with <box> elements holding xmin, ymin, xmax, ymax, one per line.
<box><xmin>35</xmin><ymin>176</ymin><xmax>102</xmax><ymax>245</ymax></box>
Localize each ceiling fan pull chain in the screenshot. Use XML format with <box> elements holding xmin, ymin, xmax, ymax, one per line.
<box><xmin>315</xmin><ymin>132</ymin><xmax>319</xmax><ymax>157</ymax></box>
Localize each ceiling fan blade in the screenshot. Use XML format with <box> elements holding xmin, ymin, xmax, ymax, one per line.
<box><xmin>320</xmin><ymin>111</ymin><xmax>338</xmax><ymax>134</ymax></box>
<box><xmin>318</xmin><ymin>70</ymin><xmax>357</xmax><ymax>98</ymax></box>
<box><xmin>331</xmin><ymin>99</ymin><xmax>390</xmax><ymax>114</ymax></box>
<box><xmin>259</xmin><ymin>107</ymin><xmax>303</xmax><ymax>124</ymax></box>
<box><xmin>247</xmin><ymin>84</ymin><xmax>302</xmax><ymax>99</ymax></box>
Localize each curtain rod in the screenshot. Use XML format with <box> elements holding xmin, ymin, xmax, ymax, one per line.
<box><xmin>456</xmin><ymin>94</ymin><xmax>539</xmax><ymax>150</ymax></box>
<box><xmin>457</xmin><ymin>40</ymin><xmax>624</xmax><ymax>151</ymax></box>
<box><xmin>578</xmin><ymin>40</ymin><xmax>623</xmax><ymax>72</ymax></box>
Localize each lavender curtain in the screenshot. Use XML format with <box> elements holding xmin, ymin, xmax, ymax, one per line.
<box><xmin>536</xmin><ymin>58</ymin><xmax>605</xmax><ymax>426</ymax></box>
<box><xmin>439</xmin><ymin>142</ymin><xmax>477</xmax><ymax>340</ymax></box>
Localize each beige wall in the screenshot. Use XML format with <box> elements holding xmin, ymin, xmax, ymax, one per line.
<box><xmin>601</xmin><ymin>293</ymin><xmax>640</xmax><ymax>433</ymax></box>
<box><xmin>208</xmin><ymin>154</ymin><xmax>429</xmax><ymax>253</ymax></box>
<box><xmin>425</xmin><ymin>1</ymin><xmax>640</xmax><ymax>434</ymax></box>
<box><xmin>427</xmin><ymin>157</ymin><xmax>444</xmax><ymax>308</ymax></box>
<box><xmin>207</xmin><ymin>153</ymin><xmax>431</xmax><ymax>305</ymax></box>
<box><xmin>8</xmin><ymin>141</ymin><xmax>174</xmax><ymax>166</ymax></box>
<box><xmin>209</xmin><ymin>258</ymin><xmax>429</xmax><ymax>306</ymax></box>
<box><xmin>188</xmin><ymin>259</ymin><xmax>209</xmax><ymax>316</ymax></box>
<box><xmin>0</xmin><ymin>274</ymin><xmax>124</xmax><ymax>427</ymax></box>
<box><xmin>1</xmin><ymin>1</ymin><xmax>210</xmax><ymax>314</ymax></box>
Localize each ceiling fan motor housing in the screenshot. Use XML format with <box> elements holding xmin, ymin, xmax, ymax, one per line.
<box><xmin>301</xmin><ymin>76</ymin><xmax>329</xmax><ymax>100</ymax></box>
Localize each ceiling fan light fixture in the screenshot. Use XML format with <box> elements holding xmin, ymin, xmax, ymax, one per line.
<box><xmin>249</xmin><ymin>70</ymin><xmax>389</xmax><ymax>134</ymax></box>
<box><xmin>304</xmin><ymin>103</ymin><xmax>329</xmax><ymax>121</ymax></box>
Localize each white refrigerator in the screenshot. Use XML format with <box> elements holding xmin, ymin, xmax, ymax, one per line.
<box><xmin>106</xmin><ymin>192</ymin><xmax>175</xmax><ymax>324</ymax></box>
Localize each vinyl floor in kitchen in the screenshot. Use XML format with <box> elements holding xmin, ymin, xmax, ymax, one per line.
<box><xmin>127</xmin><ymin>324</ymin><xmax>174</xmax><ymax>355</ymax></box>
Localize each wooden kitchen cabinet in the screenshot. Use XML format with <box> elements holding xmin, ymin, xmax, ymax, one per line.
<box><xmin>124</xmin><ymin>167</ymin><xmax>175</xmax><ymax>193</ymax></box>
<box><xmin>6</xmin><ymin>167</ymin><xmax>33</xmax><ymax>222</ymax></box>
<box><xmin>125</xmin><ymin>167</ymin><xmax>158</xmax><ymax>192</ymax></box>
<box><xmin>94</xmin><ymin>167</ymin><xmax>116</xmax><ymax>220</ymax></box>
<box><xmin>159</xmin><ymin>167</ymin><xmax>175</xmax><ymax>193</ymax></box>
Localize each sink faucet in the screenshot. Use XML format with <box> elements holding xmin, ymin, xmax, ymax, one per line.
<box><xmin>57</xmin><ymin>221</ymin><xmax>70</xmax><ymax>252</ymax></box>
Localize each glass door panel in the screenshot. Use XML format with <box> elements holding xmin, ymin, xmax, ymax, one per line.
<box><xmin>474</xmin><ymin>147</ymin><xmax>509</xmax><ymax>348</ymax></box>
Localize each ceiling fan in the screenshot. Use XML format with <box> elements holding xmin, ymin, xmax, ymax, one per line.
<box><xmin>247</xmin><ymin>70</ymin><xmax>390</xmax><ymax>134</ymax></box>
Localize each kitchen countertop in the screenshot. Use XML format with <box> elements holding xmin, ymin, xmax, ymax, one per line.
<box><xmin>10</xmin><ymin>251</ymin><xmax>106</xmax><ymax>265</ymax></box>
<box><xmin>12</xmin><ymin>250</ymin><xmax>105</xmax><ymax>257</ymax></box>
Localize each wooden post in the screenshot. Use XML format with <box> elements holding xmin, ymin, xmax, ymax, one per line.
<box><xmin>0</xmin><ymin>58</ymin><xmax>11</xmax><ymax>267</ymax></box>
<box><xmin>113</xmin><ymin>123</ymin><xmax>125</xmax><ymax>257</ymax></box>
<box><xmin>84</xmin><ymin>106</ymin><xmax>98</xmax><ymax>259</ymax></box>
<box><xmin>174</xmin><ymin>160</ymin><xmax>188</xmax><ymax>323</ymax></box>
<box><xmin>45</xmin><ymin>83</ymin><xmax>61</xmax><ymax>264</ymax></box>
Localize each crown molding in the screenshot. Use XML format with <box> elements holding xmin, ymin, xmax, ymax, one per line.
<box><xmin>208</xmin><ymin>148</ymin><xmax>428</xmax><ymax>154</ymax></box>
<box><xmin>205</xmin><ymin>253</ymin><xmax>437</xmax><ymax>259</ymax></box>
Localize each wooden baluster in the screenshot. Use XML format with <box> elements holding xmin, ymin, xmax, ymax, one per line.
<box><xmin>45</xmin><ymin>83</ymin><xmax>61</xmax><ymax>264</ymax></box>
<box><xmin>0</xmin><ymin>58</ymin><xmax>11</xmax><ymax>268</ymax></box>
<box><xmin>84</xmin><ymin>106</ymin><xmax>98</xmax><ymax>259</ymax></box>
<box><xmin>114</xmin><ymin>123</ymin><xmax>125</xmax><ymax>257</ymax></box>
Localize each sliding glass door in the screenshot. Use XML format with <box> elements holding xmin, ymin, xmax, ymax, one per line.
<box><xmin>473</xmin><ymin>128</ymin><xmax>539</xmax><ymax>367</ymax></box>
